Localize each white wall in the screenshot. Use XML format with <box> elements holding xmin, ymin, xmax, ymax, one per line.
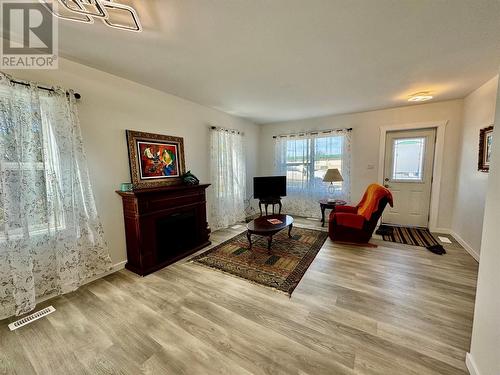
<box><xmin>452</xmin><ymin>76</ymin><xmax>498</xmax><ymax>257</ymax></box>
<box><xmin>8</xmin><ymin>58</ymin><xmax>260</xmax><ymax>265</ymax></box>
<box><xmin>259</xmin><ymin>100</ymin><xmax>464</xmax><ymax>229</ymax></box>
<box><xmin>467</xmin><ymin>73</ymin><xmax>500</xmax><ymax>375</ymax></box>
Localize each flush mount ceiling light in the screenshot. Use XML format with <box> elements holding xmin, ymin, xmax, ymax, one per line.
<box><xmin>408</xmin><ymin>92</ymin><xmax>434</xmax><ymax>102</ymax></box>
<box><xmin>39</xmin><ymin>0</ymin><xmax>142</xmax><ymax>32</ymax></box>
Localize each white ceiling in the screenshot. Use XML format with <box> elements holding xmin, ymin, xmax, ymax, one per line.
<box><xmin>58</xmin><ymin>0</ymin><xmax>500</xmax><ymax>124</ymax></box>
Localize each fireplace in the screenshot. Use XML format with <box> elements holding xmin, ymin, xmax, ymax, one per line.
<box><xmin>156</xmin><ymin>210</ymin><xmax>197</xmax><ymax>263</ymax></box>
<box><xmin>116</xmin><ymin>184</ymin><xmax>211</xmax><ymax>276</ymax></box>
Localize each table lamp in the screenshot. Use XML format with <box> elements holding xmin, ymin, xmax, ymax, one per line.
<box><xmin>323</xmin><ymin>168</ymin><xmax>343</xmax><ymax>202</ymax></box>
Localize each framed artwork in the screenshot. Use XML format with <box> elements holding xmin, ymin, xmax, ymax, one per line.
<box><xmin>478</xmin><ymin>125</ymin><xmax>494</xmax><ymax>172</ymax></box>
<box><xmin>126</xmin><ymin>130</ymin><xmax>186</xmax><ymax>188</ymax></box>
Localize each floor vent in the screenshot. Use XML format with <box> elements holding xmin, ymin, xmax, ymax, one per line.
<box><xmin>8</xmin><ymin>306</ymin><xmax>55</xmax><ymax>331</ymax></box>
<box><xmin>438</xmin><ymin>236</ymin><xmax>452</xmax><ymax>244</ymax></box>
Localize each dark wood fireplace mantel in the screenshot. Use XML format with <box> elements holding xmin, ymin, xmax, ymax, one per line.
<box><xmin>116</xmin><ymin>184</ymin><xmax>211</xmax><ymax>276</ymax></box>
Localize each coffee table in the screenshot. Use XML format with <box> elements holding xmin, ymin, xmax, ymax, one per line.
<box><xmin>246</xmin><ymin>214</ymin><xmax>294</xmax><ymax>253</ymax></box>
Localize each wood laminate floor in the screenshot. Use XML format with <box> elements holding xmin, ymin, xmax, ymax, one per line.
<box><xmin>0</xmin><ymin>218</ymin><xmax>478</xmax><ymax>375</ymax></box>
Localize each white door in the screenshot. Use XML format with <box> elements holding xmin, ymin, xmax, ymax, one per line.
<box><xmin>382</xmin><ymin>128</ymin><xmax>436</xmax><ymax>227</ymax></box>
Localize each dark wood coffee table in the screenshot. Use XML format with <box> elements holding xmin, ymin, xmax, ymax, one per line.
<box><xmin>246</xmin><ymin>214</ymin><xmax>294</xmax><ymax>253</ymax></box>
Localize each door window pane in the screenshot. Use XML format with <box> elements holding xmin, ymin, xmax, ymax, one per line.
<box><xmin>392</xmin><ymin>137</ymin><xmax>425</xmax><ymax>181</ymax></box>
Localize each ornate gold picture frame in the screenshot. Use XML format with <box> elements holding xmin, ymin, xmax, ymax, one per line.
<box><xmin>126</xmin><ymin>130</ymin><xmax>186</xmax><ymax>188</ymax></box>
<box><xmin>478</xmin><ymin>125</ymin><xmax>494</xmax><ymax>172</ymax></box>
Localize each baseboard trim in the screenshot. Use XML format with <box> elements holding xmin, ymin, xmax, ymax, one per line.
<box><xmin>466</xmin><ymin>352</ymin><xmax>480</xmax><ymax>375</ymax></box>
<box><xmin>449</xmin><ymin>230</ymin><xmax>480</xmax><ymax>262</ymax></box>
<box><xmin>84</xmin><ymin>260</ymin><xmax>127</xmax><ymax>285</ymax></box>
<box><xmin>33</xmin><ymin>260</ymin><xmax>127</xmax><ymax>307</ymax></box>
<box><xmin>429</xmin><ymin>227</ymin><xmax>479</xmax><ymax>262</ymax></box>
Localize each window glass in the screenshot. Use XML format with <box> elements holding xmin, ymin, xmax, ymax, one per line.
<box><xmin>285</xmin><ymin>138</ymin><xmax>311</xmax><ymax>189</ymax></box>
<box><xmin>0</xmin><ymin>94</ymin><xmax>64</xmax><ymax>237</ymax></box>
<box><xmin>392</xmin><ymin>137</ymin><xmax>425</xmax><ymax>181</ymax></box>
<box><xmin>283</xmin><ymin>135</ymin><xmax>344</xmax><ymax>190</ymax></box>
<box><xmin>313</xmin><ymin>136</ymin><xmax>342</xmax><ymax>190</ymax></box>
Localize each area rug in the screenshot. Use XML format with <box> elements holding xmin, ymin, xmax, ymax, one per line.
<box><xmin>378</xmin><ymin>225</ymin><xmax>446</xmax><ymax>255</ymax></box>
<box><xmin>191</xmin><ymin>227</ymin><xmax>328</xmax><ymax>295</ymax></box>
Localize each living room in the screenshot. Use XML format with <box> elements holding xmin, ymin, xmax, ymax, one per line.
<box><xmin>0</xmin><ymin>1</ymin><xmax>499</xmax><ymax>374</ymax></box>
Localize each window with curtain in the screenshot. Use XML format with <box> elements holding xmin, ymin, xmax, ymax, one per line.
<box><xmin>275</xmin><ymin>129</ymin><xmax>351</xmax><ymax>218</ymax></box>
<box><xmin>0</xmin><ymin>73</ymin><xmax>111</xmax><ymax>320</ymax></box>
<box><xmin>209</xmin><ymin>127</ymin><xmax>246</xmax><ymax>230</ymax></box>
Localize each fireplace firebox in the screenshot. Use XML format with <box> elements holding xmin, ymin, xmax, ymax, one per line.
<box><xmin>116</xmin><ymin>184</ymin><xmax>211</xmax><ymax>276</ymax></box>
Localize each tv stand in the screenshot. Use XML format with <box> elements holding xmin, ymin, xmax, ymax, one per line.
<box><xmin>258</xmin><ymin>197</ymin><xmax>282</xmax><ymax>216</ymax></box>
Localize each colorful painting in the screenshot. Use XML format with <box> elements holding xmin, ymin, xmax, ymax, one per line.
<box><xmin>137</xmin><ymin>141</ymin><xmax>179</xmax><ymax>178</ymax></box>
<box><xmin>126</xmin><ymin>130</ymin><xmax>186</xmax><ymax>188</ymax></box>
<box><xmin>478</xmin><ymin>125</ymin><xmax>494</xmax><ymax>172</ymax></box>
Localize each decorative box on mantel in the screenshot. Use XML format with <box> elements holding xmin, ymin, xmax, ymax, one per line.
<box><xmin>116</xmin><ymin>184</ymin><xmax>211</xmax><ymax>276</ymax></box>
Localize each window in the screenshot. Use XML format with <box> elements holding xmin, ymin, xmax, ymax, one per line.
<box><xmin>392</xmin><ymin>137</ymin><xmax>426</xmax><ymax>181</ymax></box>
<box><xmin>0</xmin><ymin>91</ymin><xmax>65</xmax><ymax>239</ymax></box>
<box><xmin>209</xmin><ymin>128</ymin><xmax>246</xmax><ymax>230</ymax></box>
<box><xmin>284</xmin><ymin>138</ymin><xmax>310</xmax><ymax>189</ymax></box>
<box><xmin>283</xmin><ymin>135</ymin><xmax>344</xmax><ymax>191</ymax></box>
<box><xmin>314</xmin><ymin>136</ymin><xmax>343</xmax><ymax>188</ymax></box>
<box><xmin>0</xmin><ymin>75</ymin><xmax>112</xmax><ymax>320</ymax></box>
<box><xmin>274</xmin><ymin>130</ymin><xmax>351</xmax><ymax>217</ymax></box>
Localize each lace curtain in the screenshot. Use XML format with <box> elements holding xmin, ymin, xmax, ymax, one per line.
<box><xmin>274</xmin><ymin>129</ymin><xmax>351</xmax><ymax>218</ymax></box>
<box><xmin>209</xmin><ymin>127</ymin><xmax>246</xmax><ymax>230</ymax></box>
<box><xmin>0</xmin><ymin>73</ymin><xmax>111</xmax><ymax>320</ymax></box>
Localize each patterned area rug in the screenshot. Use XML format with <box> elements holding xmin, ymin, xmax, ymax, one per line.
<box><xmin>191</xmin><ymin>227</ymin><xmax>328</xmax><ymax>295</ymax></box>
<box><xmin>379</xmin><ymin>225</ymin><xmax>446</xmax><ymax>255</ymax></box>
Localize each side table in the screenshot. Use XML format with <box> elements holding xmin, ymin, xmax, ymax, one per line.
<box><xmin>319</xmin><ymin>199</ymin><xmax>347</xmax><ymax>227</ymax></box>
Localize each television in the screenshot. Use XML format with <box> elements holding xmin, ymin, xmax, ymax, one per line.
<box><xmin>253</xmin><ymin>176</ymin><xmax>287</xmax><ymax>199</ymax></box>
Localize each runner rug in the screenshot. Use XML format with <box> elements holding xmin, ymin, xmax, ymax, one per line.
<box><xmin>377</xmin><ymin>225</ymin><xmax>446</xmax><ymax>255</ymax></box>
<box><xmin>191</xmin><ymin>227</ymin><xmax>328</xmax><ymax>295</ymax></box>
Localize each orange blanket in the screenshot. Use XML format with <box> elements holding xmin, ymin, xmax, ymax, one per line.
<box><xmin>357</xmin><ymin>184</ymin><xmax>393</xmax><ymax>221</ymax></box>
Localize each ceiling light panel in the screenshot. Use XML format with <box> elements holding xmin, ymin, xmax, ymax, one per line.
<box><xmin>408</xmin><ymin>92</ymin><xmax>434</xmax><ymax>102</ymax></box>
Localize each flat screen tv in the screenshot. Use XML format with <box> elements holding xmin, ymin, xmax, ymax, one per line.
<box><xmin>253</xmin><ymin>176</ymin><xmax>287</xmax><ymax>199</ymax></box>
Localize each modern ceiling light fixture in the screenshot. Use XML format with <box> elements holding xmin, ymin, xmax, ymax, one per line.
<box><xmin>39</xmin><ymin>0</ymin><xmax>94</xmax><ymax>23</ymax></box>
<box><xmin>39</xmin><ymin>0</ymin><xmax>142</xmax><ymax>32</ymax></box>
<box><xmin>59</xmin><ymin>0</ymin><xmax>109</xmax><ymax>19</ymax></box>
<box><xmin>408</xmin><ymin>92</ymin><xmax>434</xmax><ymax>102</ymax></box>
<box><xmin>101</xmin><ymin>1</ymin><xmax>142</xmax><ymax>32</ymax></box>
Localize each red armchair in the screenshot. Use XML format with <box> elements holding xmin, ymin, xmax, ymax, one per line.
<box><xmin>329</xmin><ymin>184</ymin><xmax>393</xmax><ymax>243</ymax></box>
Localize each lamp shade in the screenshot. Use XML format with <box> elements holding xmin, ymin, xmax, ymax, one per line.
<box><xmin>323</xmin><ymin>168</ymin><xmax>343</xmax><ymax>182</ymax></box>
